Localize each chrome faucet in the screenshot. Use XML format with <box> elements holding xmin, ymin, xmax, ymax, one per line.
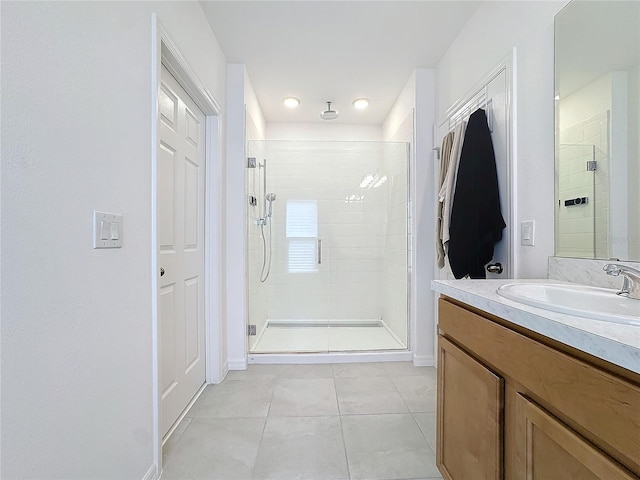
<box><xmin>603</xmin><ymin>264</ymin><xmax>640</xmax><ymax>300</ymax></box>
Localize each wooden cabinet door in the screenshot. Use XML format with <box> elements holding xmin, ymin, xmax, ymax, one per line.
<box><xmin>437</xmin><ymin>335</ymin><xmax>504</xmax><ymax>480</ymax></box>
<box><xmin>515</xmin><ymin>394</ymin><xmax>637</xmax><ymax>480</ymax></box>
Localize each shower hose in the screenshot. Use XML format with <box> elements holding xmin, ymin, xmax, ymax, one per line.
<box><xmin>259</xmin><ymin>220</ymin><xmax>272</xmax><ymax>283</ymax></box>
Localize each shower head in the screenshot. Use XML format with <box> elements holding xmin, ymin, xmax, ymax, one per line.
<box><xmin>266</xmin><ymin>192</ymin><xmax>277</xmax><ymax>217</ymax></box>
<box><xmin>320</xmin><ymin>101</ymin><xmax>339</xmax><ymax>120</ymax></box>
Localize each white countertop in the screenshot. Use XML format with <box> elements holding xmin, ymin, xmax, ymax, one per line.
<box><xmin>431</xmin><ymin>279</ymin><xmax>640</xmax><ymax>375</ymax></box>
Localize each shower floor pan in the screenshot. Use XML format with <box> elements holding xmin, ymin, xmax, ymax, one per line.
<box><xmin>250</xmin><ymin>319</ymin><xmax>406</xmax><ymax>354</ymax></box>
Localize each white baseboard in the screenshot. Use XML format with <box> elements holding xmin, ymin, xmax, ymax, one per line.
<box><xmin>228</xmin><ymin>358</ymin><xmax>248</xmax><ymax>370</ymax></box>
<box><xmin>412</xmin><ymin>354</ymin><xmax>435</xmax><ymax>367</ymax></box>
<box><xmin>220</xmin><ymin>360</ymin><xmax>230</xmax><ymax>382</ymax></box>
<box><xmin>141</xmin><ymin>464</ymin><xmax>158</xmax><ymax>480</ymax></box>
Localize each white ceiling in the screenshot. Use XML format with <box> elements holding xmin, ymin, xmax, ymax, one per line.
<box><xmin>200</xmin><ymin>1</ymin><xmax>480</xmax><ymax>125</ymax></box>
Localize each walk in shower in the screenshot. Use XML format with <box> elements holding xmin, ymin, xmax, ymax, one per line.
<box><xmin>246</xmin><ymin>140</ymin><xmax>410</xmax><ymax>354</ymax></box>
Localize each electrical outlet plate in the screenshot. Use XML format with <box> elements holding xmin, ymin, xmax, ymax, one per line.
<box><xmin>93</xmin><ymin>211</ymin><xmax>122</xmax><ymax>249</ymax></box>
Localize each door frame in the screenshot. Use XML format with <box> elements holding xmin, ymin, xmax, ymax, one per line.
<box><xmin>151</xmin><ymin>16</ymin><xmax>223</xmax><ymax>474</ymax></box>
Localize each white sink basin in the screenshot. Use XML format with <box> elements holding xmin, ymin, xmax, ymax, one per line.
<box><xmin>497</xmin><ymin>283</ymin><xmax>640</xmax><ymax>325</ymax></box>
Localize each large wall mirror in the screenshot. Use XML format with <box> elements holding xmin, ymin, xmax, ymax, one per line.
<box><xmin>555</xmin><ymin>0</ymin><xmax>639</xmax><ymax>261</ymax></box>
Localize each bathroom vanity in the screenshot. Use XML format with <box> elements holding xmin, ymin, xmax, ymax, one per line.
<box><xmin>431</xmin><ymin>280</ymin><xmax>640</xmax><ymax>480</ymax></box>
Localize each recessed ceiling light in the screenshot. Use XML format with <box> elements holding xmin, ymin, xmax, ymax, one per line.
<box><xmin>283</xmin><ymin>97</ymin><xmax>300</xmax><ymax>108</ymax></box>
<box><xmin>353</xmin><ymin>98</ymin><xmax>369</xmax><ymax>110</ymax></box>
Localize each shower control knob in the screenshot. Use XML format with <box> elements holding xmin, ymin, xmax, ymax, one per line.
<box><xmin>486</xmin><ymin>263</ymin><xmax>503</xmax><ymax>274</ymax></box>
<box><xmin>160</xmin><ymin>267</ymin><xmax>165</xmax><ymax>277</ymax></box>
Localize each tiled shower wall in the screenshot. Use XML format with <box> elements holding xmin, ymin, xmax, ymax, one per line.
<box><xmin>246</xmin><ymin>141</ymin><xmax>408</xmax><ymax>347</ymax></box>
<box><xmin>267</xmin><ymin>142</ymin><xmax>385</xmax><ymax>321</ymax></box>
<box><xmin>557</xmin><ymin>113</ymin><xmax>610</xmax><ymax>259</ymax></box>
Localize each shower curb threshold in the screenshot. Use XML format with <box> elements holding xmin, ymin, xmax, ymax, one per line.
<box><xmin>247</xmin><ymin>350</ymin><xmax>412</xmax><ymax>365</ymax></box>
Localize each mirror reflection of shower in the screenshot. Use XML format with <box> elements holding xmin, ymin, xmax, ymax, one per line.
<box><xmin>257</xmin><ymin>158</ymin><xmax>276</xmax><ymax>283</ymax></box>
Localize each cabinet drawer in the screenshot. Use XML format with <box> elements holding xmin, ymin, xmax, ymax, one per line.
<box><xmin>438</xmin><ymin>298</ymin><xmax>640</xmax><ymax>474</ymax></box>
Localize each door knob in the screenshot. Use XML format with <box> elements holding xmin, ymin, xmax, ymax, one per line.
<box><xmin>486</xmin><ymin>263</ymin><xmax>503</xmax><ymax>274</ymax></box>
<box><xmin>160</xmin><ymin>267</ymin><xmax>165</xmax><ymax>277</ymax></box>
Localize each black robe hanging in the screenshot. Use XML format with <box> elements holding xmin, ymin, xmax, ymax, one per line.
<box><xmin>448</xmin><ymin>108</ymin><xmax>505</xmax><ymax>279</ymax></box>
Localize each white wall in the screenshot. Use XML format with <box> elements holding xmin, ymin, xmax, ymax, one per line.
<box><xmin>413</xmin><ymin>69</ymin><xmax>437</xmax><ymax>365</ymax></box>
<box><xmin>383</xmin><ymin>72</ymin><xmax>416</xmax><ymax>141</ymax></box>
<box><xmin>267</xmin><ymin>123</ymin><xmax>382</xmax><ymax>142</ymax></box>
<box><xmin>435</xmin><ymin>0</ymin><xmax>569</xmax><ymax>278</ymax></box>
<box><xmin>245</xmin><ymin>71</ymin><xmax>267</xmax><ymax>141</ymax></box>
<box><xmin>381</xmin><ymin>69</ymin><xmax>436</xmax><ymax>366</ymax></box>
<box><xmin>1</xmin><ymin>2</ymin><xmax>227</xmax><ymax>478</ymax></box>
<box><xmin>225</xmin><ymin>64</ymin><xmax>249</xmax><ymax>369</ymax></box>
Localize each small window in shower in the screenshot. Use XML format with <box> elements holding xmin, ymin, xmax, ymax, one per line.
<box><xmin>286</xmin><ymin>200</ymin><xmax>318</xmax><ymax>273</ymax></box>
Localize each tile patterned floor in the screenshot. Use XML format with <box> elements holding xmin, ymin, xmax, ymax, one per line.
<box><xmin>162</xmin><ymin>362</ymin><xmax>442</xmax><ymax>480</ymax></box>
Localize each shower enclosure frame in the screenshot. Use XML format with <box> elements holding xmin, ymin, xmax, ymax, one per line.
<box><xmin>245</xmin><ymin>140</ymin><xmax>413</xmax><ymax>362</ymax></box>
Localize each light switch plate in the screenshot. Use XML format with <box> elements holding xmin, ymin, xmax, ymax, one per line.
<box><xmin>521</xmin><ymin>220</ymin><xmax>535</xmax><ymax>246</ymax></box>
<box><xmin>93</xmin><ymin>211</ymin><xmax>122</xmax><ymax>248</ymax></box>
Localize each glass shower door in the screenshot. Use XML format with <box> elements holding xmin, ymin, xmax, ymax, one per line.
<box><xmin>247</xmin><ymin>140</ymin><xmax>409</xmax><ymax>354</ymax></box>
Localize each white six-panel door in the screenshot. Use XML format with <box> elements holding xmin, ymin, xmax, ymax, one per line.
<box><xmin>158</xmin><ymin>64</ymin><xmax>206</xmax><ymax>437</ymax></box>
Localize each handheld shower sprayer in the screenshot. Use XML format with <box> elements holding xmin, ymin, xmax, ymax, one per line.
<box><xmin>265</xmin><ymin>192</ymin><xmax>277</xmax><ymax>217</ymax></box>
<box><xmin>259</xmin><ymin>192</ymin><xmax>277</xmax><ymax>283</ymax></box>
